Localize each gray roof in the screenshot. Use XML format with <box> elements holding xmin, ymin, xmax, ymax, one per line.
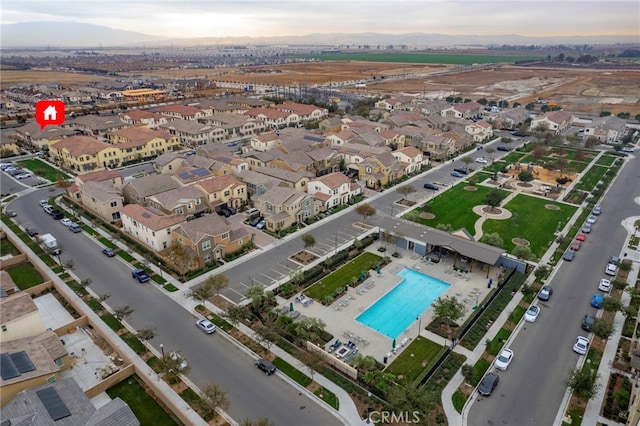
<box><xmin>177</xmin><ymin>214</ymin><xmax>231</xmax><ymax>243</ymax></box>
<box><xmin>69</xmin><ymin>115</ymin><xmax>127</xmax><ymax>131</ymax></box>
<box><xmin>124</xmin><ymin>174</ymin><xmax>180</xmax><ymax>198</ymax></box>
<box><xmin>15</xmin><ymin>121</ymin><xmax>78</xmax><ymax>140</ymax></box>
<box><xmin>377</xmin><ymin>216</ymin><xmax>504</xmax><ymax>265</ymax></box>
<box><xmin>81</xmin><ymin>181</ymin><xmax>122</xmax><ymax>202</ymax></box>
<box><xmin>148</xmin><ymin>185</ymin><xmax>204</xmax><ymax>210</ymax></box>
<box><xmin>1</xmin><ymin>378</ymin><xmax>138</xmax><ymax>426</ymax></box>
<box><xmin>160</xmin><ymin>118</ymin><xmax>214</xmax><ymax>134</ymax></box>
<box><xmin>154</xmin><ymin>152</ymin><xmax>182</xmax><ymax>166</ymax></box>
<box><xmin>237</xmin><ymin>169</ymin><xmax>282</xmax><ymax>189</ymax></box>
<box><xmin>254</xmin><ymin>186</ymin><xmax>309</xmax><ymax>206</ymax></box>
<box><xmin>252</xmin><ymin>166</ymin><xmax>313</xmax><ymax>183</ymax></box>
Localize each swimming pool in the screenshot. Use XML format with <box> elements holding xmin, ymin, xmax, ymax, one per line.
<box><xmin>356</xmin><ymin>268</ymin><xmax>450</xmax><ymax>339</ymax></box>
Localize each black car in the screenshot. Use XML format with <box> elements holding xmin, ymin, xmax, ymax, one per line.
<box><xmin>255</xmin><ymin>358</ymin><xmax>276</xmax><ymax>375</ymax></box>
<box><xmin>423</xmin><ymin>183</ymin><xmax>439</xmax><ymax>191</ymax></box>
<box><xmin>453</xmin><ymin>167</ymin><xmax>468</xmax><ymax>175</ymax></box>
<box><xmin>537</xmin><ymin>285</ymin><xmax>553</xmax><ymax>301</ymax></box>
<box><xmin>496</xmin><ymin>146</ymin><xmax>512</xmax><ymax>152</ymax></box>
<box><xmin>250</xmin><ymin>216</ymin><xmax>263</xmax><ymax>227</ymax></box>
<box><xmin>582</xmin><ymin>314</ymin><xmax>595</xmax><ymax>332</ymax></box>
<box><xmin>217</xmin><ymin>207</ymin><xmax>231</xmax><ymax>217</ymax></box>
<box><xmin>51</xmin><ymin>210</ymin><xmax>64</xmax><ymax>220</ymax></box>
<box><xmin>26</xmin><ymin>227</ymin><xmax>39</xmax><ymax>237</ymax></box>
<box><xmin>478</xmin><ymin>373</ymin><xmax>499</xmax><ymax>396</ymax></box>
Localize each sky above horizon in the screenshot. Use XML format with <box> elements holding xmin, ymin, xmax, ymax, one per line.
<box><xmin>2</xmin><ymin>0</ymin><xmax>638</xmax><ymax>39</ymax></box>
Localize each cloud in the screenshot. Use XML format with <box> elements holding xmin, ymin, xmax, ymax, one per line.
<box><xmin>1</xmin><ymin>0</ymin><xmax>638</xmax><ymax>38</ymax></box>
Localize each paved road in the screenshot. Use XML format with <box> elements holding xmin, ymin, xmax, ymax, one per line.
<box><xmin>6</xmin><ymin>188</ymin><xmax>340</xmax><ymax>426</ymax></box>
<box><xmin>467</xmin><ymin>153</ymin><xmax>639</xmax><ymax>425</ymax></box>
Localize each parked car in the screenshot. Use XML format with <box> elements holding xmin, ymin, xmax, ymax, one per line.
<box><xmin>582</xmin><ymin>314</ymin><xmax>596</xmax><ymax>332</ymax></box>
<box><xmin>524</xmin><ymin>305</ymin><xmax>540</xmax><ymax>322</ymax></box>
<box><xmin>538</xmin><ymin>286</ymin><xmax>553</xmax><ymax>301</ymax></box>
<box><xmin>60</xmin><ymin>218</ymin><xmax>73</xmax><ymax>227</ymax></box>
<box><xmin>590</xmin><ymin>294</ymin><xmax>604</xmax><ymax>309</ymax></box>
<box><xmin>575</xmin><ymin>232</ymin><xmax>587</xmax><ymax>242</ymax></box>
<box><xmin>609</xmin><ymin>256</ymin><xmax>620</xmax><ymax>265</ymax></box>
<box><xmin>562</xmin><ymin>250</ymin><xmax>575</xmax><ymax>261</ymax></box>
<box><xmin>245</xmin><ymin>208</ymin><xmax>259</xmax><ymax>217</ymax></box>
<box><xmin>423</xmin><ymin>182</ymin><xmax>439</xmax><ymax>190</ymax></box>
<box><xmin>5</xmin><ymin>209</ymin><xmax>17</xmax><ymax>217</ymax></box>
<box><xmin>51</xmin><ymin>210</ymin><xmax>64</xmax><ymax>220</ymax></box>
<box><xmin>573</xmin><ymin>336</ymin><xmax>589</xmax><ymax>355</ymax></box>
<box><xmin>621</xmin><ymin>146</ymin><xmax>635</xmax><ymax>153</ymax></box>
<box><xmin>132</xmin><ymin>268</ymin><xmax>151</xmax><ymax>283</ymax></box>
<box><xmin>196</xmin><ymin>319</ymin><xmax>216</xmax><ymax>334</ymax></box>
<box><xmin>453</xmin><ymin>167</ymin><xmax>469</xmax><ymax>175</ymax></box>
<box><xmin>476</xmin><ymin>157</ymin><xmax>488</xmax><ymax>164</ymax></box>
<box><xmin>496</xmin><ymin>146</ymin><xmax>512</xmax><ymax>152</ymax></box>
<box><xmin>255</xmin><ymin>358</ymin><xmax>277</xmax><ymax>375</ymax></box>
<box><xmin>451</xmin><ymin>171</ymin><xmax>464</xmax><ymax>178</ymax></box>
<box><xmin>586</xmin><ymin>215</ymin><xmax>597</xmax><ymax>224</ymax></box>
<box><xmin>102</xmin><ymin>248</ymin><xmax>116</xmax><ymax>257</ymax></box>
<box><xmin>570</xmin><ymin>241</ymin><xmax>582</xmax><ymax>251</ymax></box>
<box><xmin>25</xmin><ymin>227</ymin><xmax>39</xmax><ymax>237</ymax></box>
<box><xmin>592</xmin><ymin>206</ymin><xmax>602</xmax><ymax>216</ymax></box>
<box><xmin>495</xmin><ymin>348</ymin><xmax>514</xmax><ymax>371</ymax></box>
<box><xmin>217</xmin><ymin>207</ymin><xmax>231</xmax><ymax>217</ymax></box>
<box><xmin>581</xmin><ymin>223</ymin><xmax>592</xmax><ymax>234</ymax></box>
<box><xmin>250</xmin><ymin>216</ymin><xmax>263</xmax><ymax>227</ymax></box>
<box><xmin>605</xmin><ymin>262</ymin><xmax>617</xmax><ymax>276</ymax></box>
<box><xmin>478</xmin><ymin>373</ymin><xmax>500</xmax><ymax>396</ymax></box>
<box><xmin>598</xmin><ymin>279</ymin><xmax>611</xmax><ymax>292</ymax></box>
<box><xmin>39</xmin><ymin>200</ymin><xmax>48</xmax><ymax>207</ymax></box>
<box><xmin>256</xmin><ymin>219</ymin><xmax>266</xmax><ymax>230</ymax></box>
<box><xmin>15</xmin><ymin>173</ymin><xmax>32</xmax><ymax>179</ymax></box>
<box><xmin>68</xmin><ymin>223</ymin><xmax>82</xmax><ymax>233</ymax></box>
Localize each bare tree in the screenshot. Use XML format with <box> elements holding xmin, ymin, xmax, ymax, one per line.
<box><xmin>301</xmin><ymin>233</ymin><xmax>316</xmax><ymax>250</ymax></box>
<box><xmin>396</xmin><ymin>184</ymin><xmax>416</xmax><ymax>201</ymax></box>
<box><xmin>113</xmin><ymin>305</ymin><xmax>134</xmax><ymax>321</ymax></box>
<box><xmin>194</xmin><ymin>384</ymin><xmax>230</xmax><ymax>421</ymax></box>
<box><xmin>136</xmin><ymin>327</ymin><xmax>156</xmax><ymax>343</ymax></box>
<box><xmin>205</xmin><ymin>274</ymin><xmax>229</xmax><ymax>296</ymax></box>
<box><xmin>355</xmin><ymin>203</ymin><xmax>376</xmax><ymax>224</ymax></box>
<box><xmin>187</xmin><ymin>281</ymin><xmax>214</xmax><ymax>304</ymax></box>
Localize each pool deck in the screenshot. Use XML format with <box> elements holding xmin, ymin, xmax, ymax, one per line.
<box><xmin>279</xmin><ymin>245</ymin><xmax>504</xmax><ymax>364</ymax></box>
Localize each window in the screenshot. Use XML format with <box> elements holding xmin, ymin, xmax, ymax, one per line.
<box><xmin>202</xmin><ymin>240</ymin><xmax>211</xmax><ymax>250</ymax></box>
<box><xmin>221</xmin><ymin>232</ymin><xmax>229</xmax><ymax>239</ymax></box>
<box><xmin>176</xmin><ymin>208</ymin><xmax>183</xmax><ymax>214</ymax></box>
<box><xmin>366</xmin><ymin>167</ymin><xmax>372</xmax><ymax>173</ymax></box>
<box><xmin>46</xmin><ymin>376</ymin><xmax>57</xmax><ymax>384</ymax></box>
<box><xmin>167</xmin><ymin>229</ymin><xmax>171</xmax><ymax>234</ymax></box>
<box><xmin>55</xmin><ymin>358</ymin><xmax>64</xmax><ymax>367</ymax></box>
<box><xmin>1</xmin><ymin>325</ymin><xmax>6</xmax><ymax>332</ymax></box>
<box><xmin>110</xmin><ymin>201</ymin><xmax>118</xmax><ymax>207</ymax></box>
<box><xmin>162</xmin><ymin>241</ymin><xmax>168</xmax><ymax>249</ymax></box>
<box><xmin>196</xmin><ymin>199</ymin><xmax>201</xmax><ymax>205</ymax></box>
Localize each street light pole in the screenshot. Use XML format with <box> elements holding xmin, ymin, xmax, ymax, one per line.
<box><xmin>160</xmin><ymin>344</ymin><xmax>164</xmax><ymax>358</ymax></box>
<box><xmin>334</xmin><ymin>233</ymin><xmax>338</xmax><ymax>256</ymax></box>
<box><xmin>417</xmin><ymin>315</ymin><xmax>422</xmax><ymax>338</ymax></box>
<box><xmin>158</xmin><ymin>262</ymin><xmax>163</xmax><ymax>279</ymax></box>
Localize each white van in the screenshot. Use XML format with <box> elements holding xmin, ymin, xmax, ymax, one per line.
<box><xmin>245</xmin><ymin>208</ymin><xmax>259</xmax><ymax>217</ymax></box>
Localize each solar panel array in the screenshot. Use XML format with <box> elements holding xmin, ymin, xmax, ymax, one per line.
<box><xmin>37</xmin><ymin>387</ymin><xmax>72</xmax><ymax>421</ymax></box>
<box><xmin>0</xmin><ymin>351</ymin><xmax>36</xmax><ymax>380</ymax></box>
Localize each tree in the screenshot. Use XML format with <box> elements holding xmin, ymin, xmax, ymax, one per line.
<box><xmin>584</xmin><ymin>136</ymin><xmax>599</xmax><ymax>149</ymax></box>
<box><xmin>601</xmin><ymin>297</ymin><xmax>623</xmax><ymax>312</ymax></box>
<box><xmin>136</xmin><ymin>327</ymin><xmax>156</xmax><ymax>343</ymax></box>
<box><xmin>484</xmin><ymin>189</ymin><xmax>505</xmax><ymax>209</ymax></box>
<box><xmin>355</xmin><ymin>203</ymin><xmax>376</xmax><ymax>224</ymax></box>
<box><xmin>80</xmin><ymin>278</ymin><xmax>92</xmax><ymax>287</ymax></box>
<box><xmin>363</xmin><ymin>369</ymin><xmax>396</xmax><ymax>393</ymax></box>
<box><xmin>113</xmin><ymin>305</ymin><xmax>134</xmax><ymax>321</ymax></box>
<box><xmin>518</xmin><ymin>171</ymin><xmax>534</xmax><ymax>182</ymax></box>
<box><xmin>461</xmin><ymin>156</ymin><xmax>474</xmax><ymax>167</ymax></box>
<box><xmin>254</xmin><ymin>315</ymin><xmax>280</xmax><ymax>350</ymax></box>
<box><xmin>479</xmin><ymin>232</ymin><xmax>504</xmax><ymax>248</ymax></box>
<box><xmin>167</xmin><ymin>240</ymin><xmax>191</xmax><ymax>279</ymax></box>
<box><xmin>591</xmin><ymin>318</ymin><xmax>615</xmax><ymax>341</ymax></box>
<box><xmin>206</xmin><ymin>274</ymin><xmax>229</xmax><ymax>296</ymax></box>
<box><xmin>239</xmin><ymin>418</ymin><xmax>274</xmax><ymax>426</ymax></box>
<box><xmin>224</xmin><ymin>305</ymin><xmax>249</xmax><ymax>327</ymax></box>
<box><xmin>194</xmin><ymin>384</ymin><xmax>229</xmax><ymax>421</ymax></box>
<box><xmin>431</xmin><ymin>296</ymin><xmax>466</xmax><ymax>333</ymax></box>
<box><xmin>301</xmin><ymin>349</ymin><xmax>325</xmax><ymax>383</ymax></box>
<box><xmin>461</xmin><ymin>364</ymin><xmax>474</xmax><ymax>382</ymax></box>
<box><xmin>187</xmin><ymin>281</ymin><xmax>214</xmax><ymax>304</ymax></box>
<box><xmin>565</xmin><ymin>367</ymin><xmax>601</xmax><ymax>401</ymax></box>
<box><xmin>485</xmin><ymin>147</ymin><xmax>496</xmax><ymax>159</ymax></box>
<box><xmin>157</xmin><ymin>352</ymin><xmax>191</xmax><ymax>384</ymax></box>
<box><xmin>512</xmin><ymin>245</ymin><xmax>534</xmax><ymax>261</ymax></box>
<box><xmin>396</xmin><ymin>184</ymin><xmax>416</xmax><ymax>200</ymax></box>
<box><xmin>349</xmin><ymin>353</ymin><xmax>376</xmax><ymax>373</ymax></box>
<box><xmin>436</xmin><ymin>223</ymin><xmax>454</xmax><ymax>232</ymax></box>
<box><xmin>387</xmin><ymin>383</ymin><xmax>432</xmax><ymax>418</ymax></box>
<box><xmin>301</xmin><ymin>233</ymin><xmax>316</xmax><ymax>250</ymax></box>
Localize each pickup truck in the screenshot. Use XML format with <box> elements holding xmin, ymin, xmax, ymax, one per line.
<box><xmin>131</xmin><ymin>268</ymin><xmax>151</xmax><ymax>283</ymax></box>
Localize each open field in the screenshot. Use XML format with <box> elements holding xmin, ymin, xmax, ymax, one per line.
<box><xmin>317</xmin><ymin>53</ymin><xmax>544</xmax><ymax>65</ymax></box>
<box><xmin>0</xmin><ymin>70</ymin><xmax>114</xmax><ymax>87</ymax></box>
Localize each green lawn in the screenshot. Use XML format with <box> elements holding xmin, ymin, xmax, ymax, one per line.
<box><xmin>483</xmin><ymin>194</ymin><xmax>577</xmax><ymax>259</ymax></box>
<box><xmin>272</xmin><ymin>357</ymin><xmax>312</xmax><ymax>387</ymax></box>
<box><xmin>17</xmin><ymin>158</ymin><xmax>69</xmax><ymax>182</ymax></box>
<box><xmin>106</xmin><ymin>376</ymin><xmax>178</xmax><ymax>426</ymax></box>
<box><xmin>314</xmin><ymin>387</ymin><xmax>339</xmax><ymax>410</ymax></box>
<box><xmin>404</xmin><ymin>184</ymin><xmax>509</xmax><ymax>233</ymax></box>
<box><xmin>305</xmin><ymin>252</ymin><xmax>382</xmax><ymax>300</ymax></box>
<box><xmin>0</xmin><ymin>238</ymin><xmax>20</xmax><ymax>256</ymax></box>
<box><xmin>596</xmin><ymin>154</ymin><xmax>618</xmax><ymax>166</ymax></box>
<box><xmin>386</xmin><ymin>336</ymin><xmax>442</xmax><ymax>383</ymax></box>
<box><xmin>486</xmin><ymin>328</ymin><xmax>512</xmax><ymax>356</ymax></box>
<box><xmin>452</xmin><ymin>390</ymin><xmax>466</xmax><ymax>413</ymax></box>
<box><xmin>574</xmin><ymin>165</ymin><xmax>608</xmax><ymax>192</ymax></box>
<box><xmin>470</xmin><ymin>358</ymin><xmax>492</xmax><ymax>386</ymax></box>
<box><xmin>7</xmin><ymin>263</ymin><xmax>45</xmax><ymax>289</ymax></box>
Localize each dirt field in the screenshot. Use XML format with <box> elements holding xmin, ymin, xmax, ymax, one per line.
<box><xmin>3</xmin><ymin>61</ymin><xmax>639</xmax><ymax>115</ymax></box>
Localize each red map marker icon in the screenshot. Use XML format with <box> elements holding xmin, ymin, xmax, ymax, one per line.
<box><xmin>35</xmin><ymin>100</ymin><xmax>65</xmax><ymax>130</ymax></box>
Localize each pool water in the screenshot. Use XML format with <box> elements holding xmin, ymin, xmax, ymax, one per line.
<box><xmin>356</xmin><ymin>268</ymin><xmax>450</xmax><ymax>339</ymax></box>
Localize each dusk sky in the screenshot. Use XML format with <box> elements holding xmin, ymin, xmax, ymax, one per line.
<box><xmin>2</xmin><ymin>0</ymin><xmax>638</xmax><ymax>39</ymax></box>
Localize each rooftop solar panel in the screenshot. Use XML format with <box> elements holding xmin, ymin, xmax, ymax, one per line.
<box><xmin>178</xmin><ymin>172</ymin><xmax>191</xmax><ymax>179</ymax></box>
<box><xmin>304</xmin><ymin>135</ymin><xmax>324</xmax><ymax>142</ymax></box>
<box><xmin>37</xmin><ymin>387</ymin><xmax>72</xmax><ymax>421</ymax></box>
<box><xmin>10</xmin><ymin>351</ymin><xmax>36</xmax><ymax>374</ymax></box>
<box><xmin>141</xmin><ymin>212</ymin><xmax>151</xmax><ymax>218</ymax></box>
<box><xmin>192</xmin><ymin>168</ymin><xmax>209</xmax><ymax>177</ymax></box>
<box><xmin>0</xmin><ymin>353</ymin><xmax>20</xmax><ymax>380</ymax></box>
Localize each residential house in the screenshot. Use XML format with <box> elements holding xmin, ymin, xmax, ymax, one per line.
<box><xmin>375</xmin><ymin>95</ymin><xmax>417</xmax><ymax>111</ymax></box>
<box><xmin>485</xmin><ymin>107</ymin><xmax>530</xmax><ymax>130</ymax></box>
<box><xmin>267</xmin><ymin>151</ymin><xmax>316</xmax><ymax>173</ymax></box>
<box><xmin>123</xmin><ymin>173</ymin><xmax>181</xmax><ymax>205</ymax></box>
<box><xmin>243</xmin><ymin>107</ymin><xmax>294</xmax><ymax>129</ymax></box>
<box><xmin>250</xmin><ymin>131</ymin><xmax>282</xmax><ymax>151</ymax></box>
<box><xmin>224</xmin><ymin>95</ymin><xmax>274</xmax><ymax>110</ymax></box>
<box><xmin>153</xmin><ymin>152</ymin><xmax>186</xmax><ymax>174</ymax></box>
<box><xmin>306</xmin><ymin>147</ymin><xmax>340</xmax><ymax>176</ymax></box>
<box><xmin>392</xmin><ymin>146</ymin><xmax>429</xmax><ymax>174</ymax></box>
<box><xmin>171</xmin><ymin>215</ymin><xmax>250</xmax><ymax>268</ymax></box>
<box><xmin>441</xmin><ymin>101</ymin><xmax>484</xmax><ymax>119</ymax></box>
<box><xmin>420</xmin><ymin>135</ymin><xmax>456</xmax><ymax>161</ymax></box>
<box><xmin>65</xmin><ymin>115</ymin><xmax>128</xmax><ymax>137</ymax></box>
<box><xmin>120</xmin><ymin>204</ymin><xmax>186</xmax><ymax>251</ymax></box>
<box><xmin>160</xmin><ymin>119</ymin><xmax>226</xmax><ymax>146</ymax></box>
<box><xmin>237</xmin><ymin>169</ymin><xmax>282</xmax><ymax>197</ymax></box>
<box><xmin>79</xmin><ymin>180</ymin><xmax>125</xmax><ymax>223</ymax></box>
<box><xmin>2</xmin><ymin>378</ymin><xmax>139</xmax><ymax>425</ymax></box>
<box><xmin>357</xmin><ymin>152</ymin><xmax>401</xmax><ymax>189</ymax></box>
<box><xmin>171</xmin><ymin>166</ymin><xmax>213</xmax><ymax>186</ymax></box>
<box><xmin>324</xmin><ymin>129</ymin><xmax>358</xmax><ymax>147</ymax></box>
<box><xmin>345</xmin><ymin>118</ymin><xmax>389</xmax><ymax>133</ymax></box>
<box><xmin>0</xmin><ymin>331</ymin><xmax>69</xmax><ymax>404</ymax></box>
<box><xmin>416</xmin><ymin>100</ymin><xmax>450</xmax><ymax>116</ymax></box>
<box><xmin>308</xmin><ymin>172</ymin><xmax>362</xmax><ymax>210</ymax></box>
<box><xmin>108</xmin><ymin>126</ymin><xmax>181</xmax><ymax>162</ymax></box>
<box><xmin>154</xmin><ymin>104</ymin><xmax>213</xmax><ymax>120</ymax></box>
<box><xmin>66</xmin><ymin>168</ymin><xmax>123</xmax><ymax>203</ymax></box>
<box><xmin>0</xmin><ymin>132</ymin><xmax>20</xmax><ymax>157</ymax></box>
<box><xmin>350</xmin><ymin>130</ymin><xmax>387</xmax><ymax>148</ymax></box>
<box><xmin>465</xmin><ymin>121</ymin><xmax>494</xmax><ymax>142</ymax></box>
<box><xmin>49</xmin><ymin>136</ymin><xmax>121</xmax><ymax>172</ymax></box>
<box><xmin>251</xmin><ymin>166</ymin><xmax>313</xmax><ymax>192</ymax></box>
<box><xmin>201</xmin><ymin>112</ymin><xmax>264</xmax><ymax>139</ymax></box>
<box><xmin>194</xmin><ymin>174</ymin><xmax>248</xmax><ymax>210</ymax></box>
<box><xmin>583</xmin><ymin>116</ymin><xmax>628</xmax><ymax>143</ymax></box>
<box><xmin>146</xmin><ymin>184</ymin><xmax>207</xmax><ymax>218</ymax></box>
<box><xmin>119</xmin><ymin>109</ymin><xmax>169</xmax><ymax>128</ymax></box>
<box><xmin>254</xmin><ymin>187</ymin><xmax>317</xmax><ymax>232</ymax></box>
<box><xmin>318</xmin><ymin>116</ymin><xmax>348</xmax><ymax>133</ymax></box>
<box><xmin>275</xmin><ymin>101</ymin><xmax>328</xmax><ymax>123</ymax></box>
<box><xmin>379</xmin><ymin>129</ymin><xmax>406</xmax><ymax>148</ymax></box>
<box><xmin>241</xmin><ymin>149</ymin><xmax>284</xmax><ymax>169</ymax></box>
<box><xmin>333</xmin><ymin>143</ymin><xmax>391</xmax><ymax>171</ymax></box>
<box><xmin>208</xmin><ymin>151</ymin><xmax>249</xmax><ymax>174</ymax></box>
<box><xmin>443</xmin><ymin>126</ymin><xmax>473</xmax><ymax>152</ymax></box>
<box><xmin>530</xmin><ymin>111</ymin><xmax>574</xmax><ymax>134</ymax></box>
<box><xmin>13</xmin><ymin>122</ymin><xmax>77</xmax><ymax>150</ymax></box>
<box><xmin>0</xmin><ymin>292</ymin><xmax>45</xmax><ymax>343</ymax></box>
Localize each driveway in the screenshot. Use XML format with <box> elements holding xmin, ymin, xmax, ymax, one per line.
<box><xmin>225</xmin><ymin>211</ymin><xmax>276</xmax><ymax>248</ymax></box>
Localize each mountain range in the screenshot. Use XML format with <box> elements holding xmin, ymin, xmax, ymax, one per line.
<box><xmin>1</xmin><ymin>22</ymin><xmax>637</xmax><ymax>48</ymax></box>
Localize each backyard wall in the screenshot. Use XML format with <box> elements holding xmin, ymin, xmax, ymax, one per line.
<box><xmin>306</xmin><ymin>341</ymin><xmax>358</xmax><ymax>380</ymax></box>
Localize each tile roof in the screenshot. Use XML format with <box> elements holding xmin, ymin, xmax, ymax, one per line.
<box><xmin>276</xmin><ymin>101</ymin><xmax>322</xmax><ymax>115</ymax></box>
<box><xmin>76</xmin><ymin>169</ymin><xmax>121</xmax><ymax>184</ymax></box>
<box><xmin>71</xmin><ymin>115</ymin><xmax>127</xmax><ymax>131</ymax></box>
<box><xmin>252</xmin><ymin>166</ymin><xmax>313</xmax><ymax>183</ymax></box>
<box><xmin>155</xmin><ymin>104</ymin><xmax>204</xmax><ymax>116</ymax></box>
<box><xmin>452</xmin><ymin>101</ymin><xmax>483</xmax><ymax>113</ymax></box>
<box><xmin>154</xmin><ymin>152</ymin><xmax>182</xmax><ymax>166</ymax></box>
<box><xmin>52</xmin><ymin>136</ymin><xmax>113</xmax><ymax>156</ymax></box>
<box><xmin>245</xmin><ymin>107</ymin><xmax>290</xmax><ymax>120</ymax></box>
<box><xmin>196</xmin><ymin>174</ymin><xmax>243</xmax><ymax>193</ymax></box>
<box><xmin>124</xmin><ymin>173</ymin><xmax>180</xmax><ymax>198</ymax></box>
<box><xmin>178</xmin><ymin>214</ymin><xmax>231</xmax><ymax>242</ymax></box>
<box><xmin>110</xmin><ymin>126</ymin><xmax>173</xmax><ymax>143</ymax></box>
<box><xmin>121</xmin><ymin>204</ymin><xmax>185</xmax><ymax>230</ymax></box>
<box><xmin>237</xmin><ymin>169</ymin><xmax>282</xmax><ymax>188</ymax></box>
<box><xmin>255</xmin><ymin>186</ymin><xmax>309</xmax><ymax>205</ymax></box>
<box><xmin>80</xmin><ymin>181</ymin><xmax>122</xmax><ymax>202</ymax></box>
<box><xmin>310</xmin><ymin>171</ymin><xmax>350</xmax><ymax>189</ymax></box>
<box><xmin>396</xmin><ymin>146</ymin><xmax>422</xmax><ymax>157</ymax></box>
<box><xmin>161</xmin><ymin>119</ymin><xmax>213</xmax><ymax>134</ymax></box>
<box><xmin>148</xmin><ymin>185</ymin><xmax>204</xmax><ymax>210</ymax></box>
<box><xmin>0</xmin><ymin>292</ymin><xmax>38</xmax><ymax>324</ymax></box>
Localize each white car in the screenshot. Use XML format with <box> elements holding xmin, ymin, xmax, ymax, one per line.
<box><xmin>573</xmin><ymin>336</ymin><xmax>589</xmax><ymax>355</ymax></box>
<box><xmin>605</xmin><ymin>263</ymin><xmax>617</xmax><ymax>277</ymax></box>
<box><xmin>598</xmin><ymin>279</ymin><xmax>611</xmax><ymax>292</ymax></box>
<box><xmin>169</xmin><ymin>352</ymin><xmax>188</xmax><ymax>371</ymax></box>
<box><xmin>476</xmin><ymin>157</ymin><xmax>488</xmax><ymax>164</ymax></box>
<box><xmin>15</xmin><ymin>173</ymin><xmax>32</xmax><ymax>179</ymax></box>
<box><xmin>39</xmin><ymin>200</ymin><xmax>48</xmax><ymax>207</ymax></box>
<box><xmin>196</xmin><ymin>318</ymin><xmax>216</xmax><ymax>334</ymax></box>
<box><xmin>524</xmin><ymin>305</ymin><xmax>540</xmax><ymax>322</ymax></box>
<box><xmin>495</xmin><ymin>348</ymin><xmax>514</xmax><ymax>371</ymax></box>
<box><xmin>60</xmin><ymin>218</ymin><xmax>72</xmax><ymax>227</ymax></box>
<box><xmin>587</xmin><ymin>215</ymin><xmax>597</xmax><ymax>224</ymax></box>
